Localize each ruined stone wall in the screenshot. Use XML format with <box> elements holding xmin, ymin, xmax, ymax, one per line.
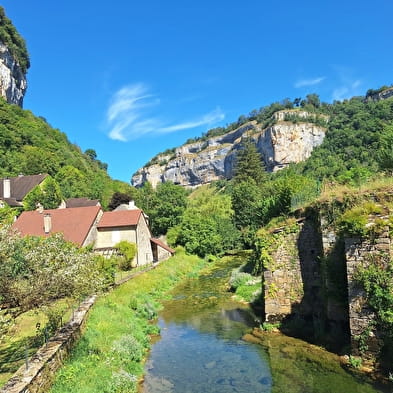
<box><xmin>345</xmin><ymin>227</ymin><xmax>391</xmax><ymax>358</ymax></box>
<box><xmin>263</xmin><ymin>218</ymin><xmax>323</xmax><ymax>323</ymax></box>
<box><xmin>0</xmin><ymin>296</ymin><xmax>96</xmax><ymax>393</ymax></box>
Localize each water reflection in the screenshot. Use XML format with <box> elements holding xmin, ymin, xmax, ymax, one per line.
<box><xmin>142</xmin><ymin>257</ymin><xmax>387</xmax><ymax>393</ymax></box>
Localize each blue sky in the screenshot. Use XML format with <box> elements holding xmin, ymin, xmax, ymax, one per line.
<box><xmin>2</xmin><ymin>1</ymin><xmax>392</xmax><ymax>182</ymax></box>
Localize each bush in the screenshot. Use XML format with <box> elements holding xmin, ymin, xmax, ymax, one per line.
<box><xmin>114</xmin><ymin>241</ymin><xmax>137</xmax><ymax>270</ymax></box>
<box><xmin>111</xmin><ymin>334</ymin><xmax>145</xmax><ymax>362</ymax></box>
<box><xmin>348</xmin><ymin>355</ymin><xmax>362</xmax><ymax>369</ymax></box>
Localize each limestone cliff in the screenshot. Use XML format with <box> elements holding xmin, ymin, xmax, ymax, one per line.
<box><xmin>0</xmin><ymin>41</ymin><xmax>27</xmax><ymax>106</ymax></box>
<box><xmin>132</xmin><ymin>110</ymin><xmax>327</xmax><ymax>188</ymax></box>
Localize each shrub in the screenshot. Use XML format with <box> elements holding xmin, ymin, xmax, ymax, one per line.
<box><xmin>111</xmin><ymin>334</ymin><xmax>144</xmax><ymax>362</ymax></box>
<box><xmin>348</xmin><ymin>355</ymin><xmax>362</xmax><ymax>369</ymax></box>
<box><xmin>114</xmin><ymin>241</ymin><xmax>137</xmax><ymax>270</ymax></box>
<box><xmin>338</xmin><ymin>208</ymin><xmax>368</xmax><ymax>237</ymax></box>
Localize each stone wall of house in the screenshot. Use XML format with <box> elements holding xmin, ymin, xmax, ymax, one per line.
<box><xmin>345</xmin><ymin>227</ymin><xmax>391</xmax><ymax>358</ymax></box>
<box><xmin>83</xmin><ymin>210</ymin><xmax>103</xmax><ymax>247</ymax></box>
<box><xmin>95</xmin><ymin>226</ymin><xmax>136</xmax><ymax>249</ymax></box>
<box><xmin>0</xmin><ymin>296</ymin><xmax>96</xmax><ymax>393</ymax></box>
<box><xmin>136</xmin><ymin>215</ymin><xmax>153</xmax><ymax>266</ymax></box>
<box><xmin>156</xmin><ymin>246</ymin><xmax>172</xmax><ymax>262</ymax></box>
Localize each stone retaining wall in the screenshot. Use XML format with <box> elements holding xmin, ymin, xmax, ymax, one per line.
<box><xmin>0</xmin><ymin>295</ymin><xmax>96</xmax><ymax>393</ymax></box>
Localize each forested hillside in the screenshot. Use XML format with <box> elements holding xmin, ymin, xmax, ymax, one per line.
<box><xmin>0</xmin><ymin>98</ymin><xmax>133</xmax><ymax>207</ymax></box>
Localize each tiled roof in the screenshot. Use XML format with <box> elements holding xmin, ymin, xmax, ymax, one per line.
<box><xmin>0</xmin><ymin>197</ymin><xmax>22</xmax><ymax>207</ymax></box>
<box><xmin>97</xmin><ymin>210</ymin><xmax>142</xmax><ymax>228</ymax></box>
<box><xmin>0</xmin><ymin>174</ymin><xmax>48</xmax><ymax>201</ymax></box>
<box><xmin>150</xmin><ymin>238</ymin><xmax>175</xmax><ymax>254</ymax></box>
<box><xmin>13</xmin><ymin>206</ymin><xmax>101</xmax><ymax>246</ymax></box>
<box><xmin>65</xmin><ymin>197</ymin><xmax>100</xmax><ymax>208</ymax></box>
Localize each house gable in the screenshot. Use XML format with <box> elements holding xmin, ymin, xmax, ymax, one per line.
<box><xmin>13</xmin><ymin>205</ymin><xmax>102</xmax><ymax>246</ymax></box>
<box><xmin>0</xmin><ymin>174</ymin><xmax>48</xmax><ymax>205</ymax></box>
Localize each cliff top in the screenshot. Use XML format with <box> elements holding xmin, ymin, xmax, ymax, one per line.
<box><xmin>0</xmin><ymin>7</ymin><xmax>30</xmax><ymax>73</ymax></box>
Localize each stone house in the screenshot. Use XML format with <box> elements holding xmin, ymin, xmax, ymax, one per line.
<box><xmin>95</xmin><ymin>208</ymin><xmax>154</xmax><ymax>266</ymax></box>
<box><xmin>0</xmin><ymin>174</ymin><xmax>48</xmax><ymax>207</ymax></box>
<box><xmin>150</xmin><ymin>238</ymin><xmax>175</xmax><ymax>262</ymax></box>
<box><xmin>13</xmin><ymin>201</ymin><xmax>174</xmax><ymax>265</ymax></box>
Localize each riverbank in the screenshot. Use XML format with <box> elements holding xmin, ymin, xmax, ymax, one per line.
<box><xmin>49</xmin><ymin>248</ymin><xmax>205</xmax><ymax>393</ymax></box>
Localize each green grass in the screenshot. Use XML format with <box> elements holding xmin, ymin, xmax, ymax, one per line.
<box><xmin>0</xmin><ymin>299</ymin><xmax>74</xmax><ymax>387</ymax></box>
<box><xmin>49</xmin><ymin>249</ymin><xmax>205</xmax><ymax>393</ymax></box>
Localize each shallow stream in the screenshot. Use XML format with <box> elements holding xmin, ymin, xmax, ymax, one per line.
<box><xmin>141</xmin><ymin>257</ymin><xmax>388</xmax><ymax>393</ymax></box>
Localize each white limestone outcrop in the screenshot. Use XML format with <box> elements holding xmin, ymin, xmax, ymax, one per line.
<box><xmin>0</xmin><ymin>41</ymin><xmax>27</xmax><ymax>106</ymax></box>
<box><xmin>132</xmin><ymin>111</ymin><xmax>328</xmax><ymax>188</ymax></box>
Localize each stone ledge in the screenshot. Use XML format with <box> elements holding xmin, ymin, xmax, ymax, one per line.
<box><xmin>0</xmin><ymin>295</ymin><xmax>96</xmax><ymax>393</ymax></box>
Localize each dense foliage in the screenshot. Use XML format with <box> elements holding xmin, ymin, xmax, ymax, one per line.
<box><xmin>0</xmin><ymin>7</ymin><xmax>29</xmax><ymax>73</ymax></box>
<box><xmin>0</xmin><ymin>227</ymin><xmax>105</xmax><ymax>323</ymax></box>
<box><xmin>0</xmin><ymin>98</ymin><xmax>133</xmax><ymax>208</ymax></box>
<box><xmin>136</xmin><ymin>181</ymin><xmax>188</xmax><ymax>236</ymax></box>
<box><xmin>167</xmin><ymin>186</ymin><xmax>239</xmax><ymax>257</ymax></box>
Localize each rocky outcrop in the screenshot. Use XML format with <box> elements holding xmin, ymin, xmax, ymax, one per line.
<box><xmin>365</xmin><ymin>87</ymin><xmax>393</xmax><ymax>102</ymax></box>
<box><xmin>0</xmin><ymin>41</ymin><xmax>27</xmax><ymax>106</ymax></box>
<box><xmin>132</xmin><ymin>111</ymin><xmax>327</xmax><ymax>188</ymax></box>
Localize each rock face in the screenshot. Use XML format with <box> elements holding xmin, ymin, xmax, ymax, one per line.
<box><xmin>366</xmin><ymin>87</ymin><xmax>393</xmax><ymax>102</ymax></box>
<box><xmin>0</xmin><ymin>41</ymin><xmax>27</xmax><ymax>106</ymax></box>
<box><xmin>132</xmin><ymin>111</ymin><xmax>327</xmax><ymax>188</ymax></box>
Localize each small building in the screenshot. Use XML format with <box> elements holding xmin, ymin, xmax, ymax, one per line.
<box><xmin>13</xmin><ymin>205</ymin><xmax>102</xmax><ymax>247</ymax></box>
<box><xmin>13</xmin><ymin>199</ymin><xmax>174</xmax><ymax>266</ymax></box>
<box><xmin>150</xmin><ymin>238</ymin><xmax>175</xmax><ymax>262</ymax></box>
<box><xmin>64</xmin><ymin>197</ymin><xmax>101</xmax><ymax>208</ymax></box>
<box><xmin>0</xmin><ymin>174</ymin><xmax>47</xmax><ymax>207</ymax></box>
<box><xmin>95</xmin><ymin>208</ymin><xmax>154</xmax><ymax>266</ymax></box>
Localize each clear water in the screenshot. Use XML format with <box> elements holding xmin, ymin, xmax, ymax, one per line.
<box><xmin>141</xmin><ymin>258</ymin><xmax>389</xmax><ymax>393</ymax></box>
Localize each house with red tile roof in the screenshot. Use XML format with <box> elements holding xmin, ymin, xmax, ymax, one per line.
<box><xmin>64</xmin><ymin>197</ymin><xmax>101</xmax><ymax>208</ymax></box>
<box><xmin>13</xmin><ymin>205</ymin><xmax>102</xmax><ymax>247</ymax></box>
<box><xmin>95</xmin><ymin>208</ymin><xmax>154</xmax><ymax>266</ymax></box>
<box><xmin>150</xmin><ymin>238</ymin><xmax>175</xmax><ymax>262</ymax></box>
<box><xmin>13</xmin><ymin>200</ymin><xmax>175</xmax><ymax>265</ymax></box>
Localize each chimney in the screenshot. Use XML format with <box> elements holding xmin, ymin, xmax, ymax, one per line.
<box><xmin>43</xmin><ymin>213</ymin><xmax>52</xmax><ymax>234</ymax></box>
<box><xmin>128</xmin><ymin>200</ymin><xmax>137</xmax><ymax>210</ymax></box>
<box><xmin>36</xmin><ymin>203</ymin><xmax>44</xmax><ymax>214</ymax></box>
<box><xmin>3</xmin><ymin>178</ymin><xmax>10</xmax><ymax>199</ymax></box>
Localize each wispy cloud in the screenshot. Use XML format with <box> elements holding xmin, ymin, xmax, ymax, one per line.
<box><xmin>332</xmin><ymin>79</ymin><xmax>362</xmax><ymax>101</ymax></box>
<box><xmin>294</xmin><ymin>77</ymin><xmax>325</xmax><ymax>88</ymax></box>
<box><xmin>159</xmin><ymin>109</ymin><xmax>224</xmax><ymax>133</ymax></box>
<box><xmin>106</xmin><ymin>83</ymin><xmax>225</xmax><ymax>142</ymax></box>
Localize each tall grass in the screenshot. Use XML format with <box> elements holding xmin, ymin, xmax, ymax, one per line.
<box><xmin>49</xmin><ymin>249</ymin><xmax>204</xmax><ymax>393</ymax></box>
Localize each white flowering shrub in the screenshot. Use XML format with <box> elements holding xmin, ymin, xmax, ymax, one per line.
<box><xmin>0</xmin><ymin>226</ymin><xmax>104</xmax><ymax>318</ymax></box>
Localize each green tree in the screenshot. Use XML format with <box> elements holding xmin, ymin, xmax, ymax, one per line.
<box><xmin>108</xmin><ymin>192</ymin><xmax>131</xmax><ymax>211</ymax></box>
<box><xmin>233</xmin><ymin>138</ymin><xmax>267</xmax><ymax>186</ymax></box>
<box><xmin>176</xmin><ymin>214</ymin><xmax>222</xmax><ymax>257</ymax></box>
<box><xmin>377</xmin><ymin>124</ymin><xmax>393</xmax><ymax>172</ymax></box>
<box><xmin>149</xmin><ymin>182</ymin><xmax>188</xmax><ymax>236</ymax></box>
<box><xmin>55</xmin><ymin>165</ymin><xmax>88</xmax><ymax>199</ymax></box>
<box><xmin>23</xmin><ymin>176</ymin><xmax>63</xmax><ymax>210</ymax></box>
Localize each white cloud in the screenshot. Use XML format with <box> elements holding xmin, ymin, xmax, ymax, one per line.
<box><xmin>332</xmin><ymin>79</ymin><xmax>362</xmax><ymax>101</ymax></box>
<box><xmin>294</xmin><ymin>77</ymin><xmax>325</xmax><ymax>88</ymax></box>
<box><xmin>106</xmin><ymin>83</ymin><xmax>225</xmax><ymax>141</ymax></box>
<box><xmin>159</xmin><ymin>108</ymin><xmax>225</xmax><ymax>133</ymax></box>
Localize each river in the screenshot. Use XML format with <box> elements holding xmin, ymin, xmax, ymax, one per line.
<box><xmin>141</xmin><ymin>256</ymin><xmax>389</xmax><ymax>393</ymax></box>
